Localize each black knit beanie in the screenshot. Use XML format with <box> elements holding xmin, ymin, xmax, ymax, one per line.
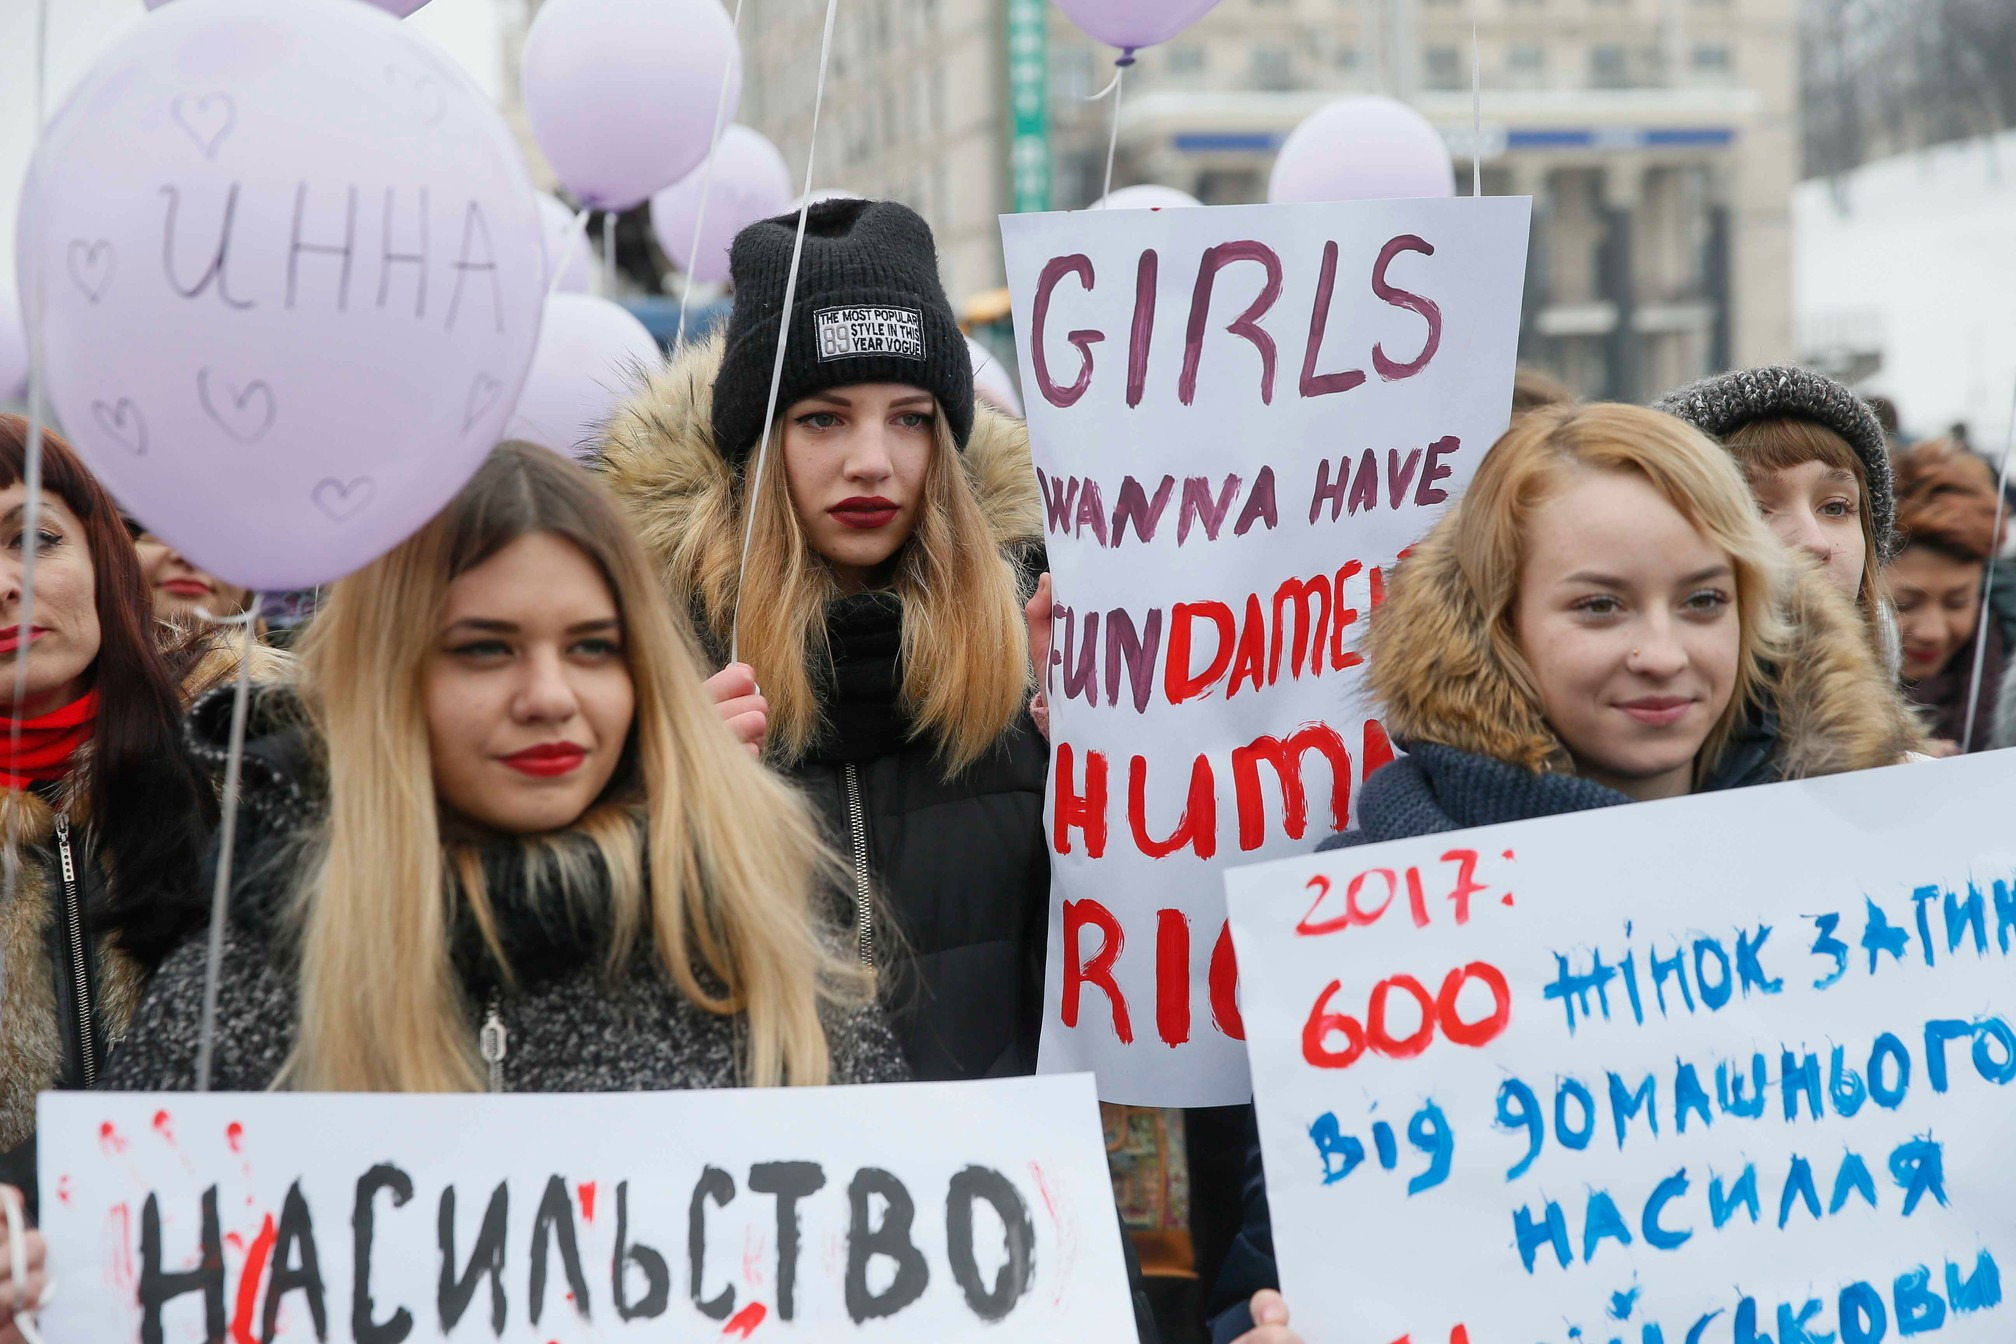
<box><xmin>1654</xmin><ymin>365</ymin><xmax>1897</xmax><ymax>560</ymax></box>
<box><xmin>710</xmin><ymin>199</ymin><xmax>974</xmax><ymax>468</ymax></box>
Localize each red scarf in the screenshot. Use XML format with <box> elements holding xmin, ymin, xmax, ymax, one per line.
<box><xmin>0</xmin><ymin>690</ymin><xmax>99</xmax><ymax>790</ymax></box>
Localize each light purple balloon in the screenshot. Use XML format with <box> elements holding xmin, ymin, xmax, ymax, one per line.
<box><xmin>507</xmin><ymin>295</ymin><xmax>662</xmax><ymax>459</ymax></box>
<box><xmin>1093</xmin><ymin>184</ymin><xmax>1202</xmax><ymax>211</ymax></box>
<box><xmin>17</xmin><ymin>0</ymin><xmax>544</xmax><ymax>591</ymax></box>
<box><xmin>1268</xmin><ymin>96</ymin><xmax>1456</xmax><ymax>205</ymax></box>
<box><xmin>145</xmin><ymin>0</ymin><xmax>433</xmax><ymax>13</ymax></box>
<box><xmin>648</xmin><ymin>125</ymin><xmax>793</xmax><ymax>284</ymax></box>
<box><xmin>1052</xmin><ymin>0</ymin><xmax>1221</xmax><ymax>51</ymax></box>
<box><xmin>538</xmin><ymin>193</ymin><xmax>596</xmax><ymax>294</ymax></box>
<box><xmin>0</xmin><ymin>286</ymin><xmax>24</xmax><ymax>405</ymax></box>
<box><xmin>522</xmin><ymin>0</ymin><xmax>741</xmax><ymax>213</ymax></box>
<box><xmin>968</xmin><ymin>336</ymin><xmax>1022</xmax><ymax>419</ymax></box>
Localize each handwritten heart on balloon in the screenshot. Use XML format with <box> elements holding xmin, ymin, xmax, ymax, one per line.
<box><xmin>197</xmin><ymin>369</ymin><xmax>277</xmax><ymax>444</ymax></box>
<box><xmin>311</xmin><ymin>476</ymin><xmax>376</xmax><ymax>522</ymax></box>
<box><xmin>65</xmin><ymin>240</ymin><xmax>114</xmax><ymax>303</ymax></box>
<box><xmin>90</xmin><ymin>399</ymin><xmax>148</xmax><ymax>455</ymax></box>
<box><xmin>383</xmin><ymin>65</ymin><xmax>447</xmax><ymax>129</ymax></box>
<box><xmin>170</xmin><ymin>92</ymin><xmax>235</xmax><ymax>160</ymax></box>
<box><xmin>20</xmin><ymin>0</ymin><xmax>544</xmax><ymax>589</ymax></box>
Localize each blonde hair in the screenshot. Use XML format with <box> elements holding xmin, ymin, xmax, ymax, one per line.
<box><xmin>286</xmin><ymin>442</ymin><xmax>866</xmax><ymax>1092</ymax></box>
<box><xmin>1722</xmin><ymin>416</ymin><xmax>1887</xmax><ymax>636</ymax></box>
<box><xmin>1371</xmin><ymin>402</ymin><xmax>1792</xmax><ymax>783</ymax></box>
<box><xmin>671</xmin><ymin>411</ymin><xmax>1030</xmax><ymax>773</ymax></box>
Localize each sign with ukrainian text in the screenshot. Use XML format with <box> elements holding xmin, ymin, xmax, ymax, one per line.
<box><xmin>36</xmin><ymin>1075</ymin><xmax>1134</xmax><ymax>1342</ymax></box>
<box><xmin>1001</xmin><ymin>199</ymin><xmax>1530</xmax><ymax>1105</ymax></box>
<box><xmin>1225</xmin><ymin>751</ymin><xmax>2016</xmax><ymax>1344</ymax></box>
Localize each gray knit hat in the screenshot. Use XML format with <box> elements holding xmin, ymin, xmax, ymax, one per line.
<box><xmin>1654</xmin><ymin>365</ymin><xmax>1896</xmax><ymax>559</ymax></box>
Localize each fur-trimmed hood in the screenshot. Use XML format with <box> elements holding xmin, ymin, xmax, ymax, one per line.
<box><xmin>1366</xmin><ymin>512</ymin><xmax>1926</xmax><ymax>781</ymax></box>
<box><xmin>593</xmin><ymin>332</ymin><xmax>1042</xmax><ymax>629</ymax></box>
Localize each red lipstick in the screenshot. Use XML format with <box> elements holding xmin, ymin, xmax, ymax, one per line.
<box><xmin>501</xmin><ymin>742</ymin><xmax>587</xmax><ymax>777</ymax></box>
<box><xmin>161</xmin><ymin>578</ymin><xmax>212</xmax><ymax>599</ymax></box>
<box><xmin>0</xmin><ymin>626</ymin><xmax>48</xmax><ymax>656</ymax></box>
<box><xmin>829</xmin><ymin>496</ymin><xmax>900</xmax><ymax>530</ymax></box>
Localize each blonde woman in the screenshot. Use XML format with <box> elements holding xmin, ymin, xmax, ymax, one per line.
<box><xmin>102</xmin><ymin>441</ymin><xmax>901</xmax><ymax>1095</ymax></box>
<box><xmin>1209</xmin><ymin>403</ymin><xmax>1922</xmax><ymax>1344</ymax></box>
<box><xmin>600</xmin><ymin>200</ymin><xmax>1046</xmax><ymax>1083</ymax></box>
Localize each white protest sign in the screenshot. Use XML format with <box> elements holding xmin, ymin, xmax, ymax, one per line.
<box><xmin>1225</xmin><ymin>751</ymin><xmax>2016</xmax><ymax>1344</ymax></box>
<box><xmin>1001</xmin><ymin>198</ymin><xmax>1530</xmax><ymax>1106</ymax></box>
<box><xmin>37</xmin><ymin>1074</ymin><xmax>1134</xmax><ymax>1342</ymax></box>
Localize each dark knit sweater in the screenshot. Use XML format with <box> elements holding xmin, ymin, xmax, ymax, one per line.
<box><xmin>101</xmin><ymin>688</ymin><xmax>907</xmax><ymax>1094</ymax></box>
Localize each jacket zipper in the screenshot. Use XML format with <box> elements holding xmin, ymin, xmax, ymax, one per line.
<box><xmin>55</xmin><ymin>813</ymin><xmax>95</xmax><ymax>1088</ymax></box>
<box><xmin>479</xmin><ymin>991</ymin><xmax>508</xmax><ymax>1093</ymax></box>
<box><xmin>841</xmin><ymin>763</ymin><xmax>874</xmax><ymax>967</ymax></box>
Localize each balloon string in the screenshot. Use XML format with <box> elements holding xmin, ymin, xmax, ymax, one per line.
<box><xmin>730</xmin><ymin>0</ymin><xmax>841</xmax><ymax>666</ymax></box>
<box><xmin>601</xmin><ymin>212</ymin><xmax>617</xmax><ymax>296</ymax></box>
<box><xmin>4</xmin><ymin>0</ymin><xmax>54</xmax><ymax>972</ymax></box>
<box><xmin>1097</xmin><ymin>59</ymin><xmax>1127</xmax><ymax>208</ymax></box>
<box><xmin>675</xmin><ymin>0</ymin><xmax>747</xmax><ymax>351</ymax></box>
<box><xmin>1959</xmin><ymin>376</ymin><xmax>2016</xmax><ymax>753</ymax></box>
<box><xmin>1471</xmin><ymin>21</ymin><xmax>1483</xmax><ymax>197</ymax></box>
<box><xmin>548</xmin><ymin>206</ymin><xmax>592</xmax><ymax>299</ymax></box>
<box><xmin>192</xmin><ymin>600</ymin><xmax>260</xmax><ymax>1092</ymax></box>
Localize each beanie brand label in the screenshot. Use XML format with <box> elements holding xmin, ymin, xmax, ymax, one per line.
<box><xmin>815</xmin><ymin>305</ymin><xmax>926</xmax><ymax>362</ymax></box>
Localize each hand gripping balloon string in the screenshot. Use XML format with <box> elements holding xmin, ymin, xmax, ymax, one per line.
<box><xmin>2</xmin><ymin>1185</ymin><xmax>51</xmax><ymax>1344</ymax></box>
<box><xmin>675</xmin><ymin>0</ymin><xmax>748</xmax><ymax>351</ymax></box>
<box><xmin>1090</xmin><ymin>49</ymin><xmax>1134</xmax><ymax>208</ymax></box>
<box><xmin>192</xmin><ymin>594</ymin><xmax>262</xmax><ymax>1092</ymax></box>
<box><xmin>548</xmin><ymin>206</ymin><xmax>592</xmax><ymax>299</ymax></box>
<box><xmin>730</xmin><ymin>0</ymin><xmax>841</xmax><ymax>666</ymax></box>
<box><xmin>1960</xmin><ymin>377</ymin><xmax>2016</xmax><ymax>753</ymax></box>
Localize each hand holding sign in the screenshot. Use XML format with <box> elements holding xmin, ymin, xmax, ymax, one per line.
<box><xmin>17</xmin><ymin>0</ymin><xmax>544</xmax><ymax>590</ymax></box>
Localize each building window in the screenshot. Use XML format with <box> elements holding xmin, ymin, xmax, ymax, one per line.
<box><xmin>1166</xmin><ymin>44</ymin><xmax>1206</xmax><ymax>75</ymax></box>
<box><xmin>1425</xmin><ymin>45</ymin><xmax>1464</xmax><ymax>91</ymax></box>
<box><xmin>1507</xmin><ymin>43</ymin><xmax>1546</xmax><ymax>88</ymax></box>
<box><xmin>1691</xmin><ymin>43</ymin><xmax>1732</xmax><ymax>79</ymax></box>
<box><xmin>1251</xmin><ymin>45</ymin><xmax>1295</xmax><ymax>91</ymax></box>
<box><xmin>1590</xmin><ymin>44</ymin><xmax>1631</xmax><ymax>88</ymax></box>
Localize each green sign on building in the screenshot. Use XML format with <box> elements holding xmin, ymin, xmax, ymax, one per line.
<box><xmin>1006</xmin><ymin>0</ymin><xmax>1051</xmax><ymax>213</ymax></box>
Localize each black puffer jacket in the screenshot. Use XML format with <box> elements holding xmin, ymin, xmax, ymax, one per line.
<box><xmin>789</xmin><ymin>592</ymin><xmax>1050</xmax><ymax>1081</ymax></box>
<box><xmin>103</xmin><ymin>687</ymin><xmax>908</xmax><ymax>1094</ymax></box>
<box><xmin>597</xmin><ymin>334</ymin><xmax>1052</xmax><ymax>1083</ymax></box>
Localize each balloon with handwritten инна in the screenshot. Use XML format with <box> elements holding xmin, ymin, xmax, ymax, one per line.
<box><xmin>649</xmin><ymin>124</ymin><xmax>793</xmax><ymax>285</ymax></box>
<box><xmin>16</xmin><ymin>0</ymin><xmax>544</xmax><ymax>591</ymax></box>
<box><xmin>1269</xmin><ymin>96</ymin><xmax>1457</xmax><ymax>205</ymax></box>
<box><xmin>506</xmin><ymin>295</ymin><xmax>662</xmax><ymax>459</ymax></box>
<box><xmin>521</xmin><ymin>0</ymin><xmax>742</xmax><ymax>213</ymax></box>
<box><xmin>1051</xmin><ymin>0</ymin><xmax>1222</xmax><ymax>52</ymax></box>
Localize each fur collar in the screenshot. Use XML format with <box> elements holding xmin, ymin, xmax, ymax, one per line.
<box><xmin>186</xmin><ymin>683</ymin><xmax>651</xmax><ymax>989</ymax></box>
<box><xmin>593</xmin><ymin>332</ymin><xmax>1043</xmax><ymax>643</ymax></box>
<box><xmin>1366</xmin><ymin>516</ymin><xmax>1926</xmax><ymax>780</ymax></box>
